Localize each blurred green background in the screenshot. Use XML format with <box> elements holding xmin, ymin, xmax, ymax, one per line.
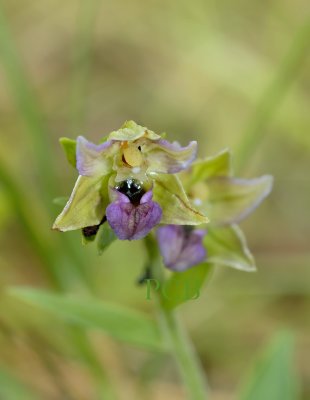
<box><xmin>0</xmin><ymin>0</ymin><xmax>309</xmax><ymax>399</ymax></box>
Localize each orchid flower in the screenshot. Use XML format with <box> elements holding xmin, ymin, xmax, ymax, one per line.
<box><xmin>53</xmin><ymin>121</ymin><xmax>208</xmax><ymax>241</ymax></box>
<box><xmin>157</xmin><ymin>149</ymin><xmax>273</xmax><ymax>272</ymax></box>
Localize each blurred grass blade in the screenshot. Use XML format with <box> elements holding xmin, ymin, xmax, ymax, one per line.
<box><xmin>238</xmin><ymin>332</ymin><xmax>300</xmax><ymax>400</ymax></box>
<box><xmin>70</xmin><ymin>0</ymin><xmax>101</xmax><ymax>131</ymax></box>
<box><xmin>0</xmin><ymin>368</ymin><xmax>39</xmax><ymax>400</ymax></box>
<box><xmin>0</xmin><ymin>4</ymin><xmax>55</xmax><ymax>201</ymax></box>
<box><xmin>236</xmin><ymin>19</ymin><xmax>310</xmax><ymax>172</ymax></box>
<box><xmin>9</xmin><ymin>287</ymin><xmax>166</xmax><ymax>351</ymax></box>
<box><xmin>0</xmin><ymin>160</ymin><xmax>63</xmax><ymax>287</ymax></box>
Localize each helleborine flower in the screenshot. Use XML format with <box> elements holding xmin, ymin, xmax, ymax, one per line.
<box><xmin>157</xmin><ymin>149</ymin><xmax>273</xmax><ymax>272</ymax></box>
<box><xmin>106</xmin><ymin>185</ymin><xmax>162</xmax><ymax>240</ymax></box>
<box><xmin>182</xmin><ymin>149</ymin><xmax>273</xmax><ymax>227</ymax></box>
<box><xmin>76</xmin><ymin>120</ymin><xmax>197</xmax><ymax>182</ymax></box>
<box><xmin>53</xmin><ymin>121</ymin><xmax>208</xmax><ymax>241</ymax></box>
<box><xmin>157</xmin><ymin>225</ymin><xmax>206</xmax><ymax>271</ymax></box>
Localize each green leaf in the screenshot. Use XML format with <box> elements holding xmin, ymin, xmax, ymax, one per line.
<box><xmin>97</xmin><ymin>223</ymin><xmax>117</xmax><ymax>254</ymax></box>
<box><xmin>53</xmin><ymin>175</ymin><xmax>104</xmax><ymax>231</ymax></box>
<box><xmin>238</xmin><ymin>332</ymin><xmax>300</xmax><ymax>400</ymax></box>
<box><xmin>8</xmin><ymin>288</ymin><xmax>165</xmax><ymax>352</ymax></box>
<box><xmin>153</xmin><ymin>174</ymin><xmax>209</xmax><ymax>225</ymax></box>
<box><xmin>161</xmin><ymin>263</ymin><xmax>213</xmax><ymax>310</ymax></box>
<box><xmin>190</xmin><ymin>148</ymin><xmax>232</xmax><ymax>184</ymax></box>
<box><xmin>59</xmin><ymin>137</ymin><xmax>77</xmax><ymax>168</ymax></box>
<box><xmin>205</xmin><ymin>225</ymin><xmax>256</xmax><ymax>271</ymax></box>
<box><xmin>0</xmin><ymin>368</ymin><xmax>39</xmax><ymax>400</ymax></box>
<box><xmin>203</xmin><ymin>175</ymin><xmax>273</xmax><ymax>225</ymax></box>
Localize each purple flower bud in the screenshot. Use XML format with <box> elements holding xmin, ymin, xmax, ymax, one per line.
<box><xmin>106</xmin><ymin>187</ymin><xmax>162</xmax><ymax>240</ymax></box>
<box><xmin>156</xmin><ymin>225</ymin><xmax>207</xmax><ymax>271</ymax></box>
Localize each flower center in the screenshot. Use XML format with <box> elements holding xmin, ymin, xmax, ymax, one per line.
<box><xmin>123</xmin><ymin>144</ymin><xmax>143</xmax><ymax>167</ymax></box>
<box><xmin>115</xmin><ymin>179</ymin><xmax>145</xmax><ymax>205</ymax></box>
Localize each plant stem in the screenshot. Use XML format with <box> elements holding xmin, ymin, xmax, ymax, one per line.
<box><xmin>144</xmin><ymin>235</ymin><xmax>209</xmax><ymax>400</ymax></box>
<box><xmin>159</xmin><ymin>307</ymin><xmax>209</xmax><ymax>400</ymax></box>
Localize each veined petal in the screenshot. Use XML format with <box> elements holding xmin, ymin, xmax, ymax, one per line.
<box><xmin>53</xmin><ymin>175</ymin><xmax>105</xmax><ymax>231</ymax></box>
<box><xmin>145</xmin><ymin>139</ymin><xmax>197</xmax><ymax>174</ymax></box>
<box><xmin>108</xmin><ymin>120</ymin><xmax>161</xmax><ymax>141</ymax></box>
<box><xmin>205</xmin><ymin>225</ymin><xmax>256</xmax><ymax>271</ymax></box>
<box><xmin>76</xmin><ymin>136</ymin><xmax>116</xmax><ymax>177</ymax></box>
<box><xmin>152</xmin><ymin>174</ymin><xmax>209</xmax><ymax>225</ymax></box>
<box><xmin>157</xmin><ymin>225</ymin><xmax>207</xmax><ymax>271</ymax></box>
<box><xmin>201</xmin><ymin>175</ymin><xmax>273</xmax><ymax>225</ymax></box>
<box><xmin>106</xmin><ymin>189</ymin><xmax>162</xmax><ymax>240</ymax></box>
<box><xmin>189</xmin><ymin>148</ymin><xmax>232</xmax><ymax>184</ymax></box>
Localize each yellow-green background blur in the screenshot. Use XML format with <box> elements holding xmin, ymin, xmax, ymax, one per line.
<box><xmin>0</xmin><ymin>0</ymin><xmax>309</xmax><ymax>399</ymax></box>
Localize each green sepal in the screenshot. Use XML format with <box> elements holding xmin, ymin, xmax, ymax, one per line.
<box><xmin>203</xmin><ymin>175</ymin><xmax>273</xmax><ymax>225</ymax></box>
<box><xmin>152</xmin><ymin>174</ymin><xmax>209</xmax><ymax>225</ymax></box>
<box><xmin>189</xmin><ymin>148</ymin><xmax>232</xmax><ymax>184</ymax></box>
<box><xmin>97</xmin><ymin>223</ymin><xmax>117</xmax><ymax>254</ymax></box>
<box><xmin>161</xmin><ymin>262</ymin><xmax>213</xmax><ymax>310</ymax></box>
<box><xmin>53</xmin><ymin>175</ymin><xmax>105</xmax><ymax>231</ymax></box>
<box><xmin>59</xmin><ymin>137</ymin><xmax>77</xmax><ymax>168</ymax></box>
<box><xmin>53</xmin><ymin>172</ymin><xmax>112</xmax><ymax>232</ymax></box>
<box><xmin>204</xmin><ymin>224</ymin><xmax>256</xmax><ymax>272</ymax></box>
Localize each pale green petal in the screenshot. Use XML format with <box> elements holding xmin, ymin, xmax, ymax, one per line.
<box><xmin>145</xmin><ymin>140</ymin><xmax>197</xmax><ymax>174</ymax></box>
<box><xmin>190</xmin><ymin>148</ymin><xmax>232</xmax><ymax>184</ymax></box>
<box><xmin>205</xmin><ymin>225</ymin><xmax>256</xmax><ymax>272</ymax></box>
<box><xmin>108</xmin><ymin>120</ymin><xmax>160</xmax><ymax>141</ymax></box>
<box><xmin>201</xmin><ymin>175</ymin><xmax>273</xmax><ymax>225</ymax></box>
<box><xmin>76</xmin><ymin>137</ymin><xmax>117</xmax><ymax>177</ymax></box>
<box><xmin>152</xmin><ymin>174</ymin><xmax>209</xmax><ymax>225</ymax></box>
<box><xmin>53</xmin><ymin>175</ymin><xmax>105</xmax><ymax>231</ymax></box>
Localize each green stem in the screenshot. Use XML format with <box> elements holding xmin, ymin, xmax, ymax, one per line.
<box><xmin>159</xmin><ymin>307</ymin><xmax>209</xmax><ymax>400</ymax></box>
<box><xmin>235</xmin><ymin>18</ymin><xmax>310</xmax><ymax>172</ymax></box>
<box><xmin>144</xmin><ymin>236</ymin><xmax>209</xmax><ymax>400</ymax></box>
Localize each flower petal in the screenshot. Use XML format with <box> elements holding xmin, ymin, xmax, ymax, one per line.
<box><xmin>76</xmin><ymin>136</ymin><xmax>116</xmax><ymax>177</ymax></box>
<box><xmin>108</xmin><ymin>120</ymin><xmax>160</xmax><ymax>141</ymax></box>
<box><xmin>106</xmin><ymin>190</ymin><xmax>162</xmax><ymax>240</ymax></box>
<box><xmin>157</xmin><ymin>225</ymin><xmax>207</xmax><ymax>271</ymax></box>
<box><xmin>152</xmin><ymin>174</ymin><xmax>209</xmax><ymax>225</ymax></box>
<box><xmin>145</xmin><ymin>139</ymin><xmax>197</xmax><ymax>174</ymax></box>
<box><xmin>53</xmin><ymin>175</ymin><xmax>105</xmax><ymax>231</ymax></box>
<box><xmin>205</xmin><ymin>225</ymin><xmax>256</xmax><ymax>271</ymax></box>
<box><xmin>201</xmin><ymin>175</ymin><xmax>274</xmax><ymax>225</ymax></box>
<box><xmin>189</xmin><ymin>148</ymin><xmax>232</xmax><ymax>184</ymax></box>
